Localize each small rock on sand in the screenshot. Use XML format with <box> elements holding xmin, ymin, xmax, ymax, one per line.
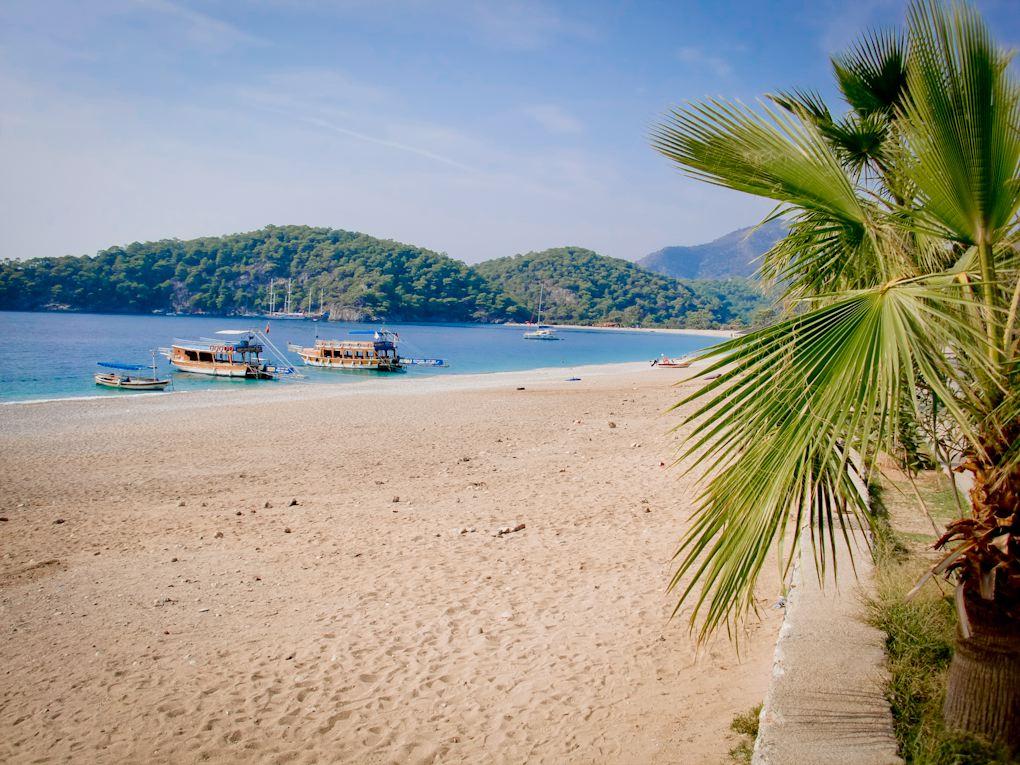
<box><xmin>392</xmin><ymin>496</ymin><xmax>400</xmax><ymax>503</ymax></box>
<box><xmin>264</xmin><ymin>501</ymin><xmax>272</xmax><ymax>509</ymax></box>
<box><xmin>53</xmin><ymin>518</ymin><xmax>65</xmax><ymax>525</ymax></box>
<box><xmin>284</xmin><ymin>527</ymin><xmax>292</xmax><ymax>534</ymax></box>
<box><xmin>214</xmin><ymin>531</ymin><xmax>224</xmax><ymax>539</ymax></box>
<box><xmin>288</xmin><ymin>499</ymin><xmax>299</xmax><ymax>507</ymax></box>
<box><xmin>607</xmin><ymin>421</ymin><xmax>616</xmax><ymax>429</ymax></box>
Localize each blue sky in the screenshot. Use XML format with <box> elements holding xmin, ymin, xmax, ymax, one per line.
<box><xmin>1</xmin><ymin>1</ymin><xmax>1017</xmax><ymax>264</ymax></box>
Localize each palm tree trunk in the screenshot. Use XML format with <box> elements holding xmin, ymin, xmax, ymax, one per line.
<box><xmin>943</xmin><ymin>586</ymin><xmax>1020</xmax><ymax>751</ymax></box>
<box><xmin>942</xmin><ymin>457</ymin><xmax>1020</xmax><ymax>751</ymax></box>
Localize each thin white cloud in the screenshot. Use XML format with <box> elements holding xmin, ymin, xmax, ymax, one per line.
<box><xmin>272</xmin><ymin>0</ymin><xmax>597</xmax><ymax>50</ymax></box>
<box><xmin>676</xmin><ymin>46</ymin><xmax>732</xmax><ymax>78</ymax></box>
<box><xmin>468</xmin><ymin>1</ymin><xmax>595</xmax><ymax>50</ymax></box>
<box><xmin>817</xmin><ymin>0</ymin><xmax>899</xmax><ymax>53</ymax></box>
<box><xmin>524</xmin><ymin>104</ymin><xmax>583</xmax><ymax>135</ymax></box>
<box><xmin>295</xmin><ymin>114</ymin><xmax>475</xmax><ymax>172</ymax></box>
<box><xmin>232</xmin><ymin>68</ymin><xmax>473</xmax><ymax>171</ymax></box>
<box><xmin>131</xmin><ymin>0</ymin><xmax>266</xmax><ymax>49</ymax></box>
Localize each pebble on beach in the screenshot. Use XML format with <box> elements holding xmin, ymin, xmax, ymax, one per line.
<box><xmin>493</xmin><ymin>523</ymin><xmax>526</xmax><ymax>537</ymax></box>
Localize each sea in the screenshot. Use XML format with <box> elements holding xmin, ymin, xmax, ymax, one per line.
<box><xmin>0</xmin><ymin>311</ymin><xmax>722</xmax><ymax>403</ymax></box>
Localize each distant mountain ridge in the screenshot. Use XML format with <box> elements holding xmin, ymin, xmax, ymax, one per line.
<box><xmin>638</xmin><ymin>219</ymin><xmax>786</xmax><ymax>280</ymax></box>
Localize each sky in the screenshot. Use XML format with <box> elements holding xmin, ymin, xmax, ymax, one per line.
<box><xmin>1</xmin><ymin>0</ymin><xmax>1017</xmax><ymax>264</ymax></box>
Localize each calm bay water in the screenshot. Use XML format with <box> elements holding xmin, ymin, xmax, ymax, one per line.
<box><xmin>0</xmin><ymin>311</ymin><xmax>720</xmax><ymax>403</ymax></box>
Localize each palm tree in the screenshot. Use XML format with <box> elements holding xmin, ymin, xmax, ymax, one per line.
<box><xmin>651</xmin><ymin>0</ymin><xmax>1019</xmax><ymax>749</ymax></box>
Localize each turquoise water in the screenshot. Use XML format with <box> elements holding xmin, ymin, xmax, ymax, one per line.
<box><xmin>0</xmin><ymin>311</ymin><xmax>719</xmax><ymax>402</ymax></box>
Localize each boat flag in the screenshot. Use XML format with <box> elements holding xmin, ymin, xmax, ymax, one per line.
<box><xmin>265</xmin><ymin>323</ymin><xmax>270</xmax><ymax>334</ymax></box>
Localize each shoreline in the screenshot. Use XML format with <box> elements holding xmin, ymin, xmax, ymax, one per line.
<box><xmin>2</xmin><ymin>308</ymin><xmax>738</xmax><ymax>338</ymax></box>
<box><xmin>503</xmin><ymin>322</ymin><xmax>738</xmax><ymax>337</ymax></box>
<box><xmin>0</xmin><ymin>359</ymin><xmax>708</xmax><ymax>410</ymax></box>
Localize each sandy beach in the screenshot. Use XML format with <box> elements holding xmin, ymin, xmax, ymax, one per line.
<box><xmin>0</xmin><ymin>364</ymin><xmax>780</xmax><ymax>764</ymax></box>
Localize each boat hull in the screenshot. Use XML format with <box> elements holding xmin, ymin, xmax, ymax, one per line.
<box><xmin>299</xmin><ymin>354</ymin><xmax>402</xmax><ymax>372</ymax></box>
<box><xmin>169</xmin><ymin>360</ymin><xmax>273</xmax><ymax>379</ymax></box>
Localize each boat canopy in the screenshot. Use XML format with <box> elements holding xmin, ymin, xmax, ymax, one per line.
<box><xmin>174</xmin><ymin>341</ymin><xmax>263</xmax><ymax>353</ymax></box>
<box><xmin>97</xmin><ymin>361</ymin><xmax>148</xmax><ymax>370</ymax></box>
<box><xmin>215</xmin><ymin>329</ymin><xmax>253</xmax><ymax>335</ymax></box>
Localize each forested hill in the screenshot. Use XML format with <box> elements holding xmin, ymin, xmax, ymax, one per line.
<box><xmin>0</xmin><ymin>225</ymin><xmax>525</xmax><ymax>323</ymax></box>
<box><xmin>0</xmin><ymin>226</ymin><xmax>774</xmax><ymax>328</ymax></box>
<box><xmin>473</xmin><ymin>246</ymin><xmax>770</xmax><ymax>327</ymax></box>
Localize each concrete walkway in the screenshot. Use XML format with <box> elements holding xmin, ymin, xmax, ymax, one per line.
<box><xmin>752</xmin><ymin>525</ymin><xmax>903</xmax><ymax>765</ymax></box>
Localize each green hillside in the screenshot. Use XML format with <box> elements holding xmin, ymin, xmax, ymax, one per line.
<box><xmin>474</xmin><ymin>246</ymin><xmax>769</xmax><ymax>328</ymax></box>
<box><xmin>0</xmin><ymin>225</ymin><xmax>525</xmax><ymax>323</ymax></box>
<box><xmin>0</xmin><ymin>227</ymin><xmax>774</xmax><ymax>328</ymax></box>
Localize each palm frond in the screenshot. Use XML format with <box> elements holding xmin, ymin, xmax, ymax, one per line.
<box><xmin>759</xmin><ymin>210</ymin><xmax>876</xmax><ymax>295</ymax></box>
<box><xmin>900</xmin><ymin>0</ymin><xmax>1020</xmax><ymax>247</ymax></box>
<box><xmin>822</xmin><ymin>113</ymin><xmax>890</xmax><ymax>177</ymax></box>
<box><xmin>669</xmin><ymin>279</ymin><xmax>993</xmax><ymax>637</ymax></box>
<box><xmin>832</xmin><ymin>29</ymin><xmax>909</xmax><ymax>116</ymax></box>
<box><xmin>651</xmin><ymin>99</ymin><xmax>866</xmax><ymax>226</ymax></box>
<box><xmin>769</xmin><ymin>88</ymin><xmax>832</xmax><ymax>124</ymax></box>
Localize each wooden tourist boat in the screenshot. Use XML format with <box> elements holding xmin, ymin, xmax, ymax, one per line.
<box><xmin>161</xmin><ymin>330</ymin><xmax>295</xmax><ymax>379</ymax></box>
<box><xmin>288</xmin><ymin>329</ymin><xmax>403</xmax><ymax>372</ymax></box>
<box><xmin>94</xmin><ymin>355</ymin><xmax>170</xmax><ymax>391</ymax></box>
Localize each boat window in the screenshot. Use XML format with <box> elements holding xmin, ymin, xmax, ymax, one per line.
<box><xmin>185</xmin><ymin>350</ymin><xmax>199</xmax><ymax>361</ymax></box>
<box><xmin>200</xmin><ymin>351</ymin><xmax>213</xmax><ymax>362</ymax></box>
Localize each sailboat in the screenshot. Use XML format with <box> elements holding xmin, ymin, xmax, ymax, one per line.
<box><xmin>263</xmin><ymin>279</ymin><xmax>327</xmax><ymax>321</ymax></box>
<box><xmin>523</xmin><ymin>285</ymin><xmax>561</xmax><ymax>340</ymax></box>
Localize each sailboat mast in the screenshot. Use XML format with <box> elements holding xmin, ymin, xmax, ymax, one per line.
<box><xmin>286</xmin><ymin>279</ymin><xmax>292</xmax><ymax>314</ymax></box>
<box><xmin>537</xmin><ymin>284</ymin><xmax>543</xmax><ymax>325</ymax></box>
<box><xmin>269</xmin><ymin>279</ymin><xmax>276</xmax><ymax>314</ymax></box>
